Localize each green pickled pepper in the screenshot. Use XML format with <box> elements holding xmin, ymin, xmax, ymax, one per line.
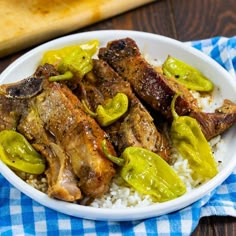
<box><xmin>83</xmin><ymin>93</ymin><xmax>129</xmax><ymax>127</ymax></box>
<box><xmin>96</xmin><ymin>93</ymin><xmax>129</xmax><ymax>126</ymax></box>
<box><xmin>102</xmin><ymin>140</ymin><xmax>186</xmax><ymax>202</ymax></box>
<box><xmin>41</xmin><ymin>40</ymin><xmax>99</xmax><ymax>65</ymax></box>
<box><xmin>163</xmin><ymin>56</ymin><xmax>214</xmax><ymax>92</ymax></box>
<box><xmin>0</xmin><ymin>130</ymin><xmax>46</xmax><ymax>174</ymax></box>
<box><xmin>41</xmin><ymin>40</ymin><xmax>99</xmax><ymax>81</ymax></box>
<box><xmin>56</xmin><ymin>47</ymin><xmax>93</xmax><ymax>79</ymax></box>
<box><xmin>170</xmin><ymin>94</ymin><xmax>218</xmax><ymax>182</ymax></box>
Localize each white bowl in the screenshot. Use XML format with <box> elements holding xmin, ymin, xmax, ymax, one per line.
<box><xmin>0</xmin><ymin>30</ymin><xmax>236</xmax><ymax>221</ymax></box>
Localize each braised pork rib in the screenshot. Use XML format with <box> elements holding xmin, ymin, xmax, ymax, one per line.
<box><xmin>98</xmin><ymin>37</ymin><xmax>236</xmax><ymax>140</ymax></box>
<box><xmin>1</xmin><ymin>64</ymin><xmax>116</xmax><ymax>202</ymax></box>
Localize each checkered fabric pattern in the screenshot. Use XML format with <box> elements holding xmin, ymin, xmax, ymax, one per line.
<box><xmin>0</xmin><ymin>36</ymin><xmax>236</xmax><ymax>236</ymax></box>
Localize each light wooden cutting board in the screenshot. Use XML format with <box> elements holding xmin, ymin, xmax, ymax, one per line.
<box><xmin>0</xmin><ymin>0</ymin><xmax>154</xmax><ymax>58</ymax></box>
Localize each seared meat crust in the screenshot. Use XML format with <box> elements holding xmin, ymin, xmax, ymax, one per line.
<box><xmin>98</xmin><ymin>38</ymin><xmax>198</xmax><ymax>120</ymax></box>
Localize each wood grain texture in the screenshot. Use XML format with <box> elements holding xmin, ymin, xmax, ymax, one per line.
<box><xmin>0</xmin><ymin>0</ymin><xmax>236</xmax><ymax>234</ymax></box>
<box><xmin>172</xmin><ymin>0</ymin><xmax>236</xmax><ymax>40</ymax></box>
<box><xmin>79</xmin><ymin>1</ymin><xmax>175</xmax><ymax>38</ymax></box>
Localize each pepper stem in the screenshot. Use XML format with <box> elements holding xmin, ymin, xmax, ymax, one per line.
<box><xmin>171</xmin><ymin>94</ymin><xmax>180</xmax><ymax>120</ymax></box>
<box><xmin>81</xmin><ymin>100</ymin><xmax>97</xmax><ymax>117</ymax></box>
<box><xmin>102</xmin><ymin>140</ymin><xmax>124</xmax><ymax>166</ymax></box>
<box><xmin>49</xmin><ymin>71</ymin><xmax>73</xmax><ymax>82</ymax></box>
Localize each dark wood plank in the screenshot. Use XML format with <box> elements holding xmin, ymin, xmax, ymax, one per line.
<box><xmin>192</xmin><ymin>216</ymin><xmax>236</xmax><ymax>236</ymax></box>
<box><xmin>172</xmin><ymin>0</ymin><xmax>236</xmax><ymax>41</ymax></box>
<box><xmin>79</xmin><ymin>0</ymin><xmax>176</xmax><ymax>38</ymax></box>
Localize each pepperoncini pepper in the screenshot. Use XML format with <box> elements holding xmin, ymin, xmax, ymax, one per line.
<box><xmin>0</xmin><ymin>130</ymin><xmax>46</xmax><ymax>174</ymax></box>
<box><xmin>102</xmin><ymin>140</ymin><xmax>186</xmax><ymax>202</ymax></box>
<box><xmin>41</xmin><ymin>40</ymin><xmax>99</xmax><ymax>81</ymax></box>
<box><xmin>170</xmin><ymin>94</ymin><xmax>218</xmax><ymax>182</ymax></box>
<box><xmin>83</xmin><ymin>92</ymin><xmax>129</xmax><ymax>127</ymax></box>
<box><xmin>162</xmin><ymin>56</ymin><xmax>214</xmax><ymax>92</ymax></box>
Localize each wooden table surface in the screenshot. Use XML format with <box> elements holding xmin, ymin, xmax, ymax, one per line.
<box><xmin>0</xmin><ymin>0</ymin><xmax>235</xmax><ymax>235</ymax></box>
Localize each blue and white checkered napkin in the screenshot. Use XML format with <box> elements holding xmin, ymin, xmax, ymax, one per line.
<box><xmin>0</xmin><ymin>36</ymin><xmax>236</xmax><ymax>236</ymax></box>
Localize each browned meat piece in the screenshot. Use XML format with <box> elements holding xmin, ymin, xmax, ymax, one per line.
<box><xmin>117</xmin><ymin>104</ymin><xmax>169</xmax><ymax>160</ymax></box>
<box><xmin>190</xmin><ymin>99</ymin><xmax>236</xmax><ymax>140</ymax></box>
<box><xmin>3</xmin><ymin>65</ymin><xmax>82</xmax><ymax>202</ymax></box>
<box><xmin>36</xmin><ymin>143</ymin><xmax>82</xmax><ymax>201</ymax></box>
<box><xmin>0</xmin><ymin>64</ymin><xmax>116</xmax><ymax>202</ymax></box>
<box><xmin>18</xmin><ymin>81</ymin><xmax>116</xmax><ymax>199</ymax></box>
<box><xmin>0</xmin><ymin>64</ymin><xmax>58</xmax><ymax>131</ymax></box>
<box><xmin>0</xmin><ymin>63</ymin><xmax>58</xmax><ymax>99</ymax></box>
<box><xmin>98</xmin><ymin>37</ymin><xmax>236</xmax><ymax>140</ymax></box>
<box><xmin>98</xmin><ymin>37</ymin><xmax>198</xmax><ymax>120</ymax></box>
<box><xmin>77</xmin><ymin>59</ymin><xmax>170</xmax><ymax>161</ymax></box>
<box><xmin>17</xmin><ymin>96</ymin><xmax>82</xmax><ymax>202</ymax></box>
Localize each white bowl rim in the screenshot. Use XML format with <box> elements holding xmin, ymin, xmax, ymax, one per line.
<box><xmin>0</xmin><ymin>30</ymin><xmax>236</xmax><ymax>221</ymax></box>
